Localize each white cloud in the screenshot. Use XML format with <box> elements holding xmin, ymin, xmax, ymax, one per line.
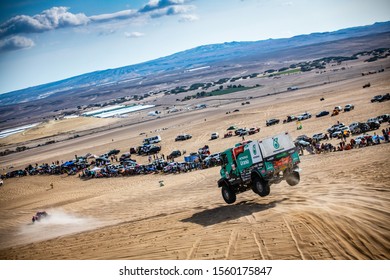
<box><xmin>124</xmin><ymin>31</ymin><xmax>145</xmax><ymax>38</ymax></box>
<box><xmin>0</xmin><ymin>7</ymin><xmax>89</xmax><ymax>38</ymax></box>
<box><xmin>90</xmin><ymin>9</ymin><xmax>138</xmax><ymax>22</ymax></box>
<box><xmin>0</xmin><ymin>36</ymin><xmax>35</xmax><ymax>52</ymax></box>
<box><xmin>0</xmin><ymin>1</ymin><xmax>196</xmax><ymax>52</ymax></box>
<box><xmin>179</xmin><ymin>14</ymin><xmax>199</xmax><ymax>22</ymax></box>
<box><xmin>139</xmin><ymin>0</ymin><xmax>187</xmax><ymax>13</ymax></box>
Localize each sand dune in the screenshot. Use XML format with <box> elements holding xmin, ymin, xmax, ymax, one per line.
<box><xmin>0</xmin><ymin>58</ymin><xmax>389</xmax><ymax>260</ymax></box>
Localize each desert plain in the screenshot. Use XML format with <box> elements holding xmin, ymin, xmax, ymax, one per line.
<box><xmin>0</xmin><ymin>57</ymin><xmax>389</xmax><ymax>260</ymax></box>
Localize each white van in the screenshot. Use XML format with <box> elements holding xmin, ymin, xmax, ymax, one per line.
<box><xmin>143</xmin><ymin>135</ymin><xmax>161</xmax><ymax>144</ymax></box>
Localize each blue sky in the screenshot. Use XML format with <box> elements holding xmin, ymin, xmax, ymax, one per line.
<box><xmin>0</xmin><ymin>0</ymin><xmax>389</xmax><ymax>94</ymax></box>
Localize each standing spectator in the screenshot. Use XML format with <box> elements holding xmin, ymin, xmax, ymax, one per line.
<box><xmin>382</xmin><ymin>129</ymin><xmax>389</xmax><ymax>142</ymax></box>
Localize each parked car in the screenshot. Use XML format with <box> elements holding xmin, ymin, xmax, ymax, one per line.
<box><xmin>295</xmin><ymin>135</ymin><xmax>311</xmax><ymax>142</ymax></box>
<box><xmin>367</xmin><ymin>117</ymin><xmax>380</xmax><ymax>123</ymax></box>
<box><xmin>266</xmin><ymin>118</ymin><xmax>280</xmax><ymax>126</ymax></box>
<box><xmin>312</xmin><ymin>133</ymin><xmax>326</xmax><ymax>141</ymax></box>
<box><xmin>204</xmin><ymin>153</ymin><xmax>221</xmax><ymax>162</ymax></box>
<box><xmin>238</xmin><ymin>129</ymin><xmax>249</xmax><ymax>136</ymax></box>
<box><xmin>175</xmin><ymin>134</ymin><xmax>192</xmax><ymax>141</ymax></box>
<box><xmin>119</xmin><ymin>152</ymin><xmax>132</xmax><ymax>160</ymax></box>
<box><xmin>297</xmin><ymin>112</ymin><xmax>311</xmax><ymax>120</ymax></box>
<box><xmin>138</xmin><ymin>144</ymin><xmax>161</xmax><ymax>155</ymax></box>
<box><xmin>378</xmin><ymin>93</ymin><xmax>390</xmax><ymax>102</ymax></box>
<box><xmin>367</xmin><ymin>121</ymin><xmax>380</xmax><ymax>130</ymax></box>
<box><xmin>107</xmin><ymin>149</ymin><xmax>120</xmax><ymax>156</ymax></box>
<box><xmin>344</xmin><ymin>104</ymin><xmax>354</xmax><ymax>112</ymax></box>
<box><xmin>371</xmin><ymin>95</ymin><xmax>383</xmax><ymax>103</ymax></box>
<box><xmin>349</xmin><ymin>122</ymin><xmax>370</xmax><ymax>135</ymax></box>
<box><xmin>316</xmin><ymin>111</ymin><xmax>329</xmax><ymax>118</ymax></box>
<box><xmin>210</xmin><ymin>132</ymin><xmax>219</xmax><ymax>140</ymax></box>
<box><xmin>332</xmin><ymin>127</ymin><xmax>350</xmax><ymax>138</ymax></box>
<box><xmin>248</xmin><ymin>127</ymin><xmax>260</xmax><ymax>135</ymax></box>
<box><xmin>332</xmin><ymin>127</ymin><xmax>351</xmax><ymax>138</ymax></box>
<box><xmin>283</xmin><ymin>115</ymin><xmax>297</xmax><ymax>123</ymax></box>
<box><xmin>224</xmin><ymin>131</ymin><xmax>233</xmax><ymax>138</ymax></box>
<box><xmin>377</xmin><ymin>114</ymin><xmax>390</xmax><ymax>123</ymax></box>
<box><xmin>327</xmin><ymin>123</ymin><xmax>345</xmax><ymax>134</ymax></box>
<box><xmin>167</xmin><ymin>150</ymin><xmax>182</xmax><ymax>159</ymax></box>
<box><xmin>234</xmin><ymin>128</ymin><xmax>247</xmax><ymax>135</ymax></box>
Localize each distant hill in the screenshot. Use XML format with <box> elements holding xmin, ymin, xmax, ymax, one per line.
<box><xmin>1</xmin><ymin>21</ymin><xmax>390</xmax><ymax>106</ymax></box>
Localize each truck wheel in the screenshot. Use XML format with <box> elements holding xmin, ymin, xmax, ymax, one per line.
<box><xmin>253</xmin><ymin>177</ymin><xmax>270</xmax><ymax>197</ymax></box>
<box><xmin>221</xmin><ymin>185</ymin><xmax>236</xmax><ymax>204</ymax></box>
<box><xmin>286</xmin><ymin>171</ymin><xmax>300</xmax><ymax>186</ymax></box>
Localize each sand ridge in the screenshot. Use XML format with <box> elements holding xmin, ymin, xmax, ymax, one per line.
<box><xmin>0</xmin><ymin>58</ymin><xmax>389</xmax><ymax>260</ymax></box>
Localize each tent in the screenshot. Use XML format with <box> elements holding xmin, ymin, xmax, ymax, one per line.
<box><xmin>227</xmin><ymin>125</ymin><xmax>238</xmax><ymax>130</ymax></box>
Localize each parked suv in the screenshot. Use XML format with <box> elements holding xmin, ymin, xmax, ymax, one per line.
<box><xmin>175</xmin><ymin>134</ymin><xmax>192</xmax><ymax>141</ymax></box>
<box><xmin>266</xmin><ymin>118</ymin><xmax>280</xmax><ymax>126</ymax></box>
<box><xmin>344</xmin><ymin>104</ymin><xmax>354</xmax><ymax>112</ymax></box>
<box><xmin>210</xmin><ymin>132</ymin><xmax>219</xmax><ymax>140</ymax></box>
<box><xmin>371</xmin><ymin>95</ymin><xmax>383</xmax><ymax>103</ymax></box>
<box><xmin>167</xmin><ymin>150</ymin><xmax>182</xmax><ymax>159</ymax></box>
<box><xmin>312</xmin><ymin>133</ymin><xmax>326</xmax><ymax>141</ymax></box>
<box><xmin>316</xmin><ymin>111</ymin><xmax>329</xmax><ymax>118</ymax></box>
<box><xmin>297</xmin><ymin>112</ymin><xmax>311</xmax><ymax>120</ymax></box>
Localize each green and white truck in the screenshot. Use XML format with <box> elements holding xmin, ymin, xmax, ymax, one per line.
<box><xmin>218</xmin><ymin>132</ymin><xmax>301</xmax><ymax>204</ymax></box>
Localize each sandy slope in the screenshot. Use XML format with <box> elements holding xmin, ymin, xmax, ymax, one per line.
<box><xmin>0</xmin><ymin>59</ymin><xmax>389</xmax><ymax>260</ymax></box>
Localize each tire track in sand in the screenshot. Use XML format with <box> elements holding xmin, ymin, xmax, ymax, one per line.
<box><xmin>225</xmin><ymin>230</ymin><xmax>238</xmax><ymax>259</ymax></box>
<box><xmin>186</xmin><ymin>237</ymin><xmax>202</xmax><ymax>259</ymax></box>
<box><xmin>283</xmin><ymin>216</ymin><xmax>305</xmax><ymax>260</ymax></box>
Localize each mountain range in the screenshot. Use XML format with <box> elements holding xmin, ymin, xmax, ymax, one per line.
<box><xmin>1</xmin><ymin>21</ymin><xmax>390</xmax><ymax>107</ymax></box>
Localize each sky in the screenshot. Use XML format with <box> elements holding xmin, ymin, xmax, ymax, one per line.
<box><xmin>0</xmin><ymin>0</ymin><xmax>389</xmax><ymax>94</ymax></box>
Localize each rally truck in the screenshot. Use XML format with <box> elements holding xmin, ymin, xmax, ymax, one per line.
<box><xmin>217</xmin><ymin>132</ymin><xmax>301</xmax><ymax>204</ymax></box>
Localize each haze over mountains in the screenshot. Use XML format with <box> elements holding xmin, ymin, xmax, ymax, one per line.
<box><xmin>1</xmin><ymin>21</ymin><xmax>389</xmax><ymax>108</ymax></box>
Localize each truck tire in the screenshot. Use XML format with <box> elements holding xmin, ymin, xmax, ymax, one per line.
<box><xmin>221</xmin><ymin>185</ymin><xmax>236</xmax><ymax>204</ymax></box>
<box><xmin>286</xmin><ymin>171</ymin><xmax>300</xmax><ymax>186</ymax></box>
<box><xmin>252</xmin><ymin>177</ymin><xmax>270</xmax><ymax>197</ymax></box>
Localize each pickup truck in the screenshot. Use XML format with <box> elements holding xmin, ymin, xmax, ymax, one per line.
<box><xmin>217</xmin><ymin>132</ymin><xmax>301</xmax><ymax>204</ymax></box>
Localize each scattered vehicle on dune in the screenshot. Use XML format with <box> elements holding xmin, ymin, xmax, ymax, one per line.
<box><xmin>349</xmin><ymin>122</ymin><xmax>370</xmax><ymax>135</ymax></box>
<box><xmin>217</xmin><ymin>132</ymin><xmax>301</xmax><ymax>204</ymax></box>
<box><xmin>210</xmin><ymin>132</ymin><xmax>219</xmax><ymax>140</ymax></box>
<box><xmin>378</xmin><ymin>93</ymin><xmax>390</xmax><ymax>102</ymax></box>
<box><xmin>297</xmin><ymin>112</ymin><xmax>311</xmax><ymax>120</ymax></box>
<box><xmin>377</xmin><ymin>114</ymin><xmax>389</xmax><ymax>123</ymax></box>
<box><xmin>371</xmin><ymin>95</ymin><xmax>383</xmax><ymax>103</ymax></box>
<box><xmin>224</xmin><ymin>131</ymin><xmax>233</xmax><ymax>138</ymax></box>
<box><xmin>327</xmin><ymin>123</ymin><xmax>345</xmax><ymax>134</ymax></box>
<box><xmin>167</xmin><ymin>150</ymin><xmax>182</xmax><ymax>160</ymax></box>
<box><xmin>331</xmin><ymin>126</ymin><xmax>351</xmax><ymax>138</ymax></box>
<box><xmin>175</xmin><ymin>134</ymin><xmax>192</xmax><ymax>141</ymax></box>
<box><xmin>234</xmin><ymin>128</ymin><xmax>247</xmax><ymax>136</ymax></box>
<box><xmin>266</xmin><ymin>118</ymin><xmax>280</xmax><ymax>126</ymax></box>
<box><xmin>344</xmin><ymin>104</ymin><xmax>354</xmax><ymax>112</ymax></box>
<box><xmin>316</xmin><ymin>110</ymin><xmax>329</xmax><ymax>118</ymax></box>
<box><xmin>283</xmin><ymin>115</ymin><xmax>296</xmax><ymax>123</ymax></box>
<box><xmin>248</xmin><ymin>127</ymin><xmax>260</xmax><ymax>135</ymax></box>
<box><xmin>108</xmin><ymin>149</ymin><xmax>120</xmax><ymax>156</ymax></box>
<box><xmin>312</xmin><ymin>133</ymin><xmax>326</xmax><ymax>141</ymax></box>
